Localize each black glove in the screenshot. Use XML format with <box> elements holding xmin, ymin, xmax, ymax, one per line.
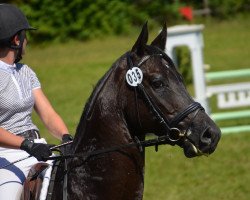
<box><xmin>20</xmin><ymin>139</ymin><xmax>52</xmax><ymax>161</ymax></box>
<box><xmin>62</xmin><ymin>134</ymin><xmax>74</xmax><ymax>143</ymax></box>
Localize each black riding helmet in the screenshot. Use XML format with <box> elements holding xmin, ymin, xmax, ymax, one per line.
<box><xmin>0</xmin><ymin>4</ymin><xmax>36</xmax><ymax>62</ymax></box>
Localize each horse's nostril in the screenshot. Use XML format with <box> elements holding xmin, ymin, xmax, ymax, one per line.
<box><xmin>200</xmin><ymin>128</ymin><xmax>212</xmax><ymax>145</ymax></box>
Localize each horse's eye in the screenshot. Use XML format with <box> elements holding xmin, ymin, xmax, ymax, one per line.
<box><xmin>152</xmin><ymin>80</ymin><xmax>164</xmax><ymax>89</ymax></box>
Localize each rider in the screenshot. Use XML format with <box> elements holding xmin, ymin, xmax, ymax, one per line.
<box><xmin>0</xmin><ymin>3</ymin><xmax>73</xmax><ymax>199</ymax></box>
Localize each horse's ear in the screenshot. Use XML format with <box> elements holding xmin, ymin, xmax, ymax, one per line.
<box><xmin>151</xmin><ymin>22</ymin><xmax>167</xmax><ymax>51</ymax></box>
<box><xmin>131</xmin><ymin>22</ymin><xmax>148</xmax><ymax>55</ymax></box>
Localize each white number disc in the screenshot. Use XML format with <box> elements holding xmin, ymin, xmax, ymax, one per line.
<box><xmin>126</xmin><ymin>67</ymin><xmax>143</xmax><ymax>87</ymax></box>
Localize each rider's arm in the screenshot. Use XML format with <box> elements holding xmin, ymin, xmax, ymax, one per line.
<box><xmin>0</xmin><ymin>127</ymin><xmax>24</xmax><ymax>148</ymax></box>
<box><xmin>33</xmin><ymin>88</ymin><xmax>69</xmax><ymax>140</ymax></box>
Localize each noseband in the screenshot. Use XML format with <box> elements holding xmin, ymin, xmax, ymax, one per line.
<box><xmin>126</xmin><ymin>52</ymin><xmax>204</xmax><ymax>142</ymax></box>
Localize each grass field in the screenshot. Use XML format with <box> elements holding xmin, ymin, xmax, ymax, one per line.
<box><xmin>23</xmin><ymin>15</ymin><xmax>250</xmax><ymax>199</ymax></box>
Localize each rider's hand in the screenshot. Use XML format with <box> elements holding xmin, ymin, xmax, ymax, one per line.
<box><xmin>20</xmin><ymin>139</ymin><xmax>52</xmax><ymax>161</ymax></box>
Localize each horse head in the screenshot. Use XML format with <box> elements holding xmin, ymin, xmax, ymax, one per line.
<box><xmin>119</xmin><ymin>22</ymin><xmax>221</xmax><ymax>158</ymax></box>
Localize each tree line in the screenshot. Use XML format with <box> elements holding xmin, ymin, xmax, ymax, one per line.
<box><xmin>6</xmin><ymin>0</ymin><xmax>249</xmax><ymax>43</ymax></box>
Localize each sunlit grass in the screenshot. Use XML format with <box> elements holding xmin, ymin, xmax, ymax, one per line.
<box><xmin>144</xmin><ymin>132</ymin><xmax>250</xmax><ymax>200</ymax></box>
<box><xmin>203</xmin><ymin>15</ymin><xmax>250</xmax><ymax>70</ymax></box>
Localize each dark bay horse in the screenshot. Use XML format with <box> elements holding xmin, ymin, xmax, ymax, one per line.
<box><xmin>51</xmin><ymin>23</ymin><xmax>221</xmax><ymax>200</ymax></box>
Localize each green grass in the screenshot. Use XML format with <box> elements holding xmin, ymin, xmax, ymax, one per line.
<box><xmin>203</xmin><ymin>15</ymin><xmax>250</xmax><ymax>71</ymax></box>
<box><xmin>144</xmin><ymin>133</ymin><xmax>250</xmax><ymax>200</ymax></box>
<box><xmin>23</xmin><ymin>15</ymin><xmax>250</xmax><ymax>199</ymax></box>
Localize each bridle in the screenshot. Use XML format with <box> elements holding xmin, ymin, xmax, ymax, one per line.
<box><xmin>126</xmin><ymin>51</ymin><xmax>204</xmax><ymax>143</ymax></box>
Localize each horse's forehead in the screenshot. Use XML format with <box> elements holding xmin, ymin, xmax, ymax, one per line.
<box><xmin>142</xmin><ymin>56</ymin><xmax>169</xmax><ymax>72</ymax></box>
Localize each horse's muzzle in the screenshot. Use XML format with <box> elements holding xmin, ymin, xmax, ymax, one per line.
<box><xmin>182</xmin><ymin>125</ymin><xmax>221</xmax><ymax>158</ymax></box>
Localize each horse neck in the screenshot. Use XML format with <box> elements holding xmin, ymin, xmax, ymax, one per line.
<box><xmin>65</xmin><ymin>58</ymin><xmax>146</xmax><ymax>200</ymax></box>
<box><xmin>73</xmin><ymin>69</ymin><xmax>138</xmax><ymax>154</ymax></box>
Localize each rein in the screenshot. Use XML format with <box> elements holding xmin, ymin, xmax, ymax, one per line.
<box><xmin>0</xmin><ymin>135</ymin><xmax>170</xmax><ymax>169</ymax></box>
<box><xmin>46</xmin><ymin>135</ymin><xmax>169</xmax><ymax>162</ymax></box>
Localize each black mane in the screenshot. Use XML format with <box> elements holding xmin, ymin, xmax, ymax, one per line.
<box><xmin>73</xmin><ymin>54</ymin><xmax>127</xmax><ymax>149</ymax></box>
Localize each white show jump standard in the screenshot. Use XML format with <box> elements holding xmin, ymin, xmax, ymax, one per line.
<box><xmin>165</xmin><ymin>24</ymin><xmax>250</xmax><ymax>134</ymax></box>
